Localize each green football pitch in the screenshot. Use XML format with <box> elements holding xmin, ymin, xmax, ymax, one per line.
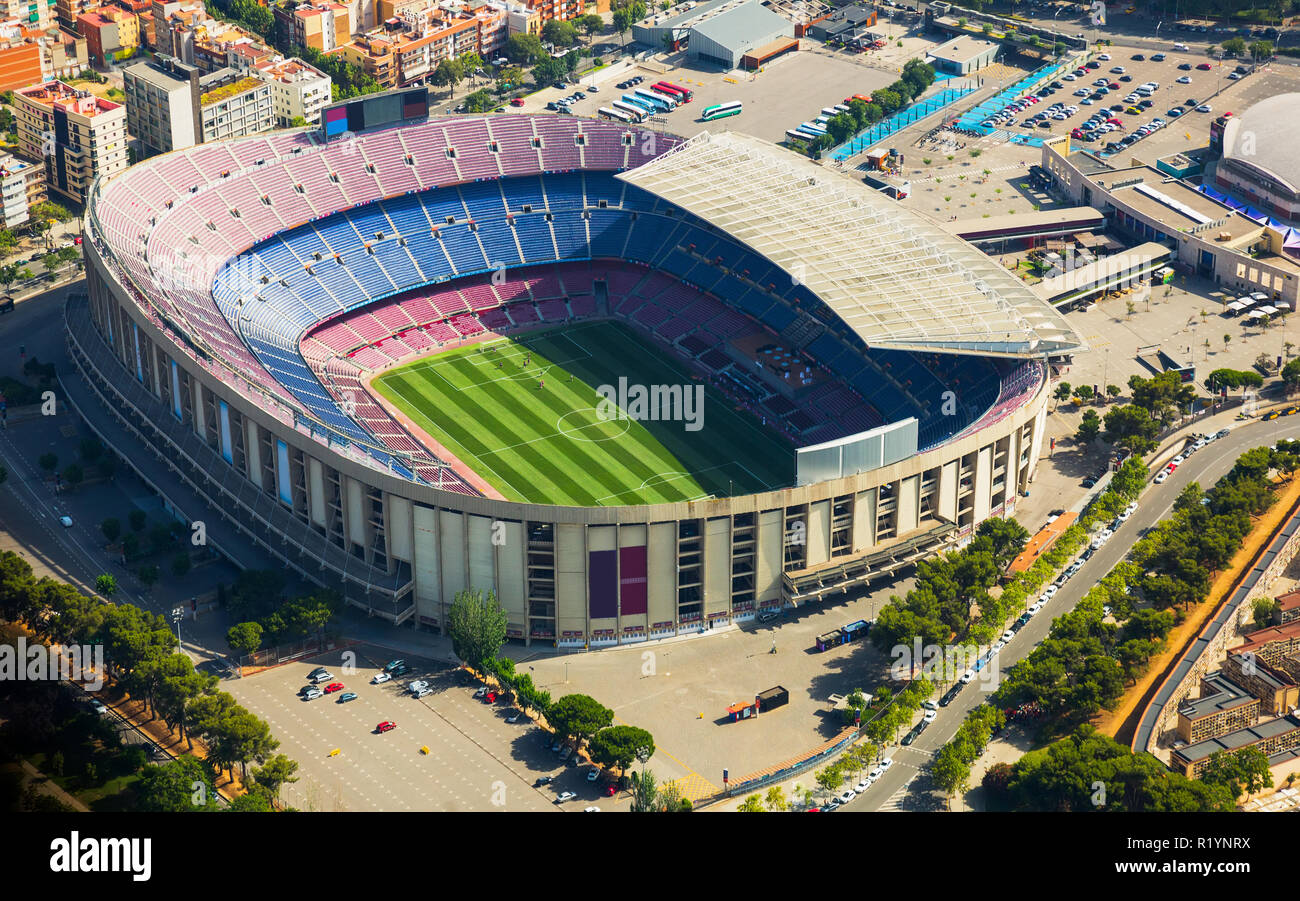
<box><xmin>371</xmin><ymin>320</ymin><xmax>795</xmax><ymax>506</ymax></box>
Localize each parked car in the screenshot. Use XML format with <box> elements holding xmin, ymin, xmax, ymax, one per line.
<box><xmin>409</xmin><ymin>680</ymin><xmax>430</xmax><ymax>693</ymax></box>
<box><xmin>323</xmin><ymin>682</ymin><xmax>344</xmax><ymax>694</ymax></box>
<box><xmin>555</xmin><ymin>791</ymin><xmax>577</xmax><ymax>803</ymax></box>
<box><xmin>923</xmin><ymin>709</ymin><xmax>937</xmax><ymax>724</ymax></box>
<box><xmin>303</xmin><ymin>688</ymin><xmax>323</xmax><ymax>700</ymax></box>
<box><xmin>376</xmin><ymin>720</ymin><xmax>397</xmax><ymax>733</ymax></box>
<box><xmin>372</xmin><ymin>672</ymin><xmax>391</xmax><ymax>684</ymax></box>
<box><xmin>535</xmin><ymin>775</ymin><xmax>553</xmax><ymax>786</ymax></box>
<box><xmin>337</xmin><ymin>692</ymin><xmax>358</xmax><ymax>703</ymax></box>
<box><xmin>384</xmin><ymin>659</ymin><xmax>406</xmax><ymax>672</ymax></box>
<box><xmin>311</xmin><ymin>671</ymin><xmax>333</xmax><ymax>683</ymax></box>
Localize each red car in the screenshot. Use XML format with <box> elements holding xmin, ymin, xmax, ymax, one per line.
<box><xmin>1197</xmin><ymin>62</ymin><xmax>1213</xmax><ymax>70</ymax></box>
<box><xmin>324</xmin><ymin>682</ymin><xmax>344</xmax><ymax>693</ymax></box>
<box><xmin>485</xmin><ymin>691</ymin><xmax>497</xmax><ymax>703</ymax></box>
<box><xmin>376</xmin><ymin>721</ymin><xmax>397</xmax><ymax>733</ymax></box>
<box><xmin>509</xmin><ymin>97</ymin><xmax>525</xmax><ymax>107</ymax></box>
<box><xmin>603</xmin><ymin>784</ymin><xmax>617</xmax><ymax>797</ymax></box>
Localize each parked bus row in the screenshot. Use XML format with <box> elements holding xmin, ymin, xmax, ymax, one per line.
<box><xmin>784</xmin><ymin>94</ymin><xmax>872</xmax><ymax>145</ymax></box>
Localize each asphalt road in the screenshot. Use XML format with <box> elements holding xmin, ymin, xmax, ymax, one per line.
<box><xmin>851</xmin><ymin>412</ymin><xmax>1300</xmax><ymax>810</ymax></box>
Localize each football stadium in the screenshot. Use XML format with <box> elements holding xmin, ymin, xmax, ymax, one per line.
<box><xmin>67</xmin><ymin>94</ymin><xmax>1083</xmax><ymax>649</ymax></box>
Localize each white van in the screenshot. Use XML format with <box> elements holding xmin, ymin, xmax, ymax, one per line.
<box><xmin>1173</xmin><ymin>42</ymin><xmax>1190</xmax><ymax>51</ymax></box>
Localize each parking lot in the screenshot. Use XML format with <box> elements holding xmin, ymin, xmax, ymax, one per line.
<box><xmin>985</xmin><ymin>47</ymin><xmax>1249</xmax><ymax>157</ymax></box>
<box><xmin>227</xmin><ymin>644</ymin><xmax>622</xmax><ymax>812</ymax></box>
<box><xmin>508</xmin><ymin>51</ymin><xmax>899</xmax><ymax>147</ymax></box>
<box><xmin>518</xmin><ymin>580</ymin><xmax>919</xmax><ymax>802</ymax></box>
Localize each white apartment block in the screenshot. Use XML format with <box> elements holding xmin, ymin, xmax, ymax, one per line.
<box><xmin>256</xmin><ymin>57</ymin><xmax>332</xmax><ymax>126</ymax></box>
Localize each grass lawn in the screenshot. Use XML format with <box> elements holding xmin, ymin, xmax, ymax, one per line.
<box><xmin>372</xmin><ymin>320</ymin><xmax>794</xmax><ymax>506</ymax></box>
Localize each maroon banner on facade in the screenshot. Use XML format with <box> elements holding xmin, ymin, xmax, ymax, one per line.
<box><xmin>619</xmin><ymin>545</ymin><xmax>648</xmax><ymax>616</ymax></box>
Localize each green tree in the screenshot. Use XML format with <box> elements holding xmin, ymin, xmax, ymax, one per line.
<box><xmin>137</xmin><ymin>565</ymin><xmax>160</xmax><ymax>591</ymax></box>
<box><xmin>1053</xmin><ymin>381</ymin><xmax>1072</xmax><ymax>408</ymax></box>
<box><xmin>171</xmin><ymin>552</ymin><xmax>192</xmax><ymax>578</ymax></box>
<box><xmin>543</xmin><ymin>19</ymin><xmax>578</xmax><ymax>47</ymax></box>
<box><xmin>0</xmin><ymin>262</ymin><xmax>30</xmax><ymax>293</ymax></box>
<box><xmin>1077</xmin><ymin>408</ymin><xmax>1101</xmax><ymax>444</ymax></box>
<box><xmin>464</xmin><ymin>89</ymin><xmax>495</xmax><ymax>112</ymax></box>
<box><xmin>251</xmin><ymin>753</ymin><xmax>299</xmax><ymax>800</ymax></box>
<box><xmin>1251</xmin><ymin>597</ymin><xmax>1279</xmax><ymax>628</ymax></box>
<box><xmin>128</xmin><ymin>509</ymin><xmax>147</xmax><ymax>532</ymax></box>
<box><xmin>588</xmin><ymin>724</ymin><xmax>655</xmax><ymax>772</ymax></box>
<box><xmin>430</xmin><ymin>58</ymin><xmax>464</xmax><ymax>98</ymax></box>
<box><xmin>38</xmin><ymin>452</ymin><xmax>57</xmax><ymax>473</ymax></box>
<box><xmin>764</xmin><ymin>785</ymin><xmax>788</xmax><ymax>811</ymax></box>
<box><xmin>506</xmin><ymin>32</ymin><xmax>546</xmax><ymax>65</ymax></box>
<box><xmin>227</xmin><ymin>621</ymin><xmax>263</xmax><ymax>657</ymax></box>
<box><xmin>629</xmin><ymin>767</ymin><xmax>658</xmax><ymax>812</ymax></box>
<box><xmin>135</xmin><ymin>756</ymin><xmax>221</xmax><ymax>811</ymax></box>
<box><xmin>1200</xmin><ymin>747</ymin><xmax>1273</xmax><ymax>800</ymax></box>
<box><xmin>737</xmin><ymin>793</ymin><xmax>765</xmax><ymax>812</ymax></box>
<box><xmin>546</xmin><ymin>693</ymin><xmax>614</xmax><ymax>746</ymax></box>
<box><xmin>446</xmin><ymin>587</ymin><xmax>507</xmax><ymax>673</ymax></box>
<box><xmin>1222</xmin><ymin>36</ymin><xmax>1247</xmax><ymax>56</ymax></box>
<box><xmin>95</xmin><ymin>573</ymin><xmax>117</xmax><ymax>598</ymax></box>
<box><xmin>1102</xmin><ymin>404</ymin><xmax>1159</xmax><ymax>454</ymax></box>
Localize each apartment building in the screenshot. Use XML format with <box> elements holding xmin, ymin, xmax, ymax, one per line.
<box><xmin>79</xmin><ymin>6</ymin><xmax>141</xmax><ymax>65</ymax></box>
<box><xmin>56</xmin><ymin>0</ymin><xmax>96</xmax><ymax>32</ymax></box>
<box><xmin>0</xmin><ymin>39</ymin><xmax>43</xmax><ymax>93</ymax></box>
<box><xmin>391</xmin><ymin>11</ymin><xmax>479</xmax><ymax>85</ymax></box>
<box><xmin>124</xmin><ymin>55</ymin><xmax>199</xmax><ymax>156</ymax></box>
<box><xmin>255</xmin><ymin>56</ymin><xmax>331</xmax><ymax>126</ymax></box>
<box><xmin>275</xmin><ymin>1</ymin><xmax>351</xmax><ymax>52</ymax></box>
<box><xmin>0</xmin><ymin>0</ymin><xmax>55</xmax><ymax>32</ymax></box>
<box><xmin>333</xmin><ymin>32</ymin><xmax>396</xmax><ymax>89</ymax></box>
<box><xmin>125</xmin><ymin>55</ymin><xmax>276</xmax><ymax>156</ymax></box>
<box><xmin>13</xmin><ymin>80</ymin><xmax>128</xmax><ymax>204</ymax></box>
<box><xmin>0</xmin><ymin>151</ymin><xmax>43</xmax><ymax>229</ymax></box>
<box><xmin>198</xmin><ymin>71</ymin><xmax>272</xmax><ymax>144</ymax></box>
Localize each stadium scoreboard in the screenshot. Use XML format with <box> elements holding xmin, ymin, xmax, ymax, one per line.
<box><xmin>321</xmin><ymin>86</ymin><xmax>430</xmax><ymax>140</ymax></box>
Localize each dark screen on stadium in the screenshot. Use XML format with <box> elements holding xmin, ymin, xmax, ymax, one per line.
<box><xmin>321</xmin><ymin>87</ymin><xmax>429</xmax><ymax>139</ymax></box>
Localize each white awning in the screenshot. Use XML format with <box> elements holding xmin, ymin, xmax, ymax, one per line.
<box><xmin>618</xmin><ymin>131</ymin><xmax>1085</xmax><ymax>358</ymax></box>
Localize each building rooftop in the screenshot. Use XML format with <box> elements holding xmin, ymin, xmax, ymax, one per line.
<box><xmin>930</xmin><ymin>34</ymin><xmax>999</xmax><ymax>63</ymax></box>
<box><xmin>1221</xmin><ymin>93</ymin><xmax>1300</xmax><ymax>195</ymax></box>
<box><xmin>256</xmin><ymin>56</ymin><xmax>328</xmax><ymax>83</ymax></box>
<box><xmin>692</xmin><ymin>0</ymin><xmax>792</xmax><ymax>48</ymax></box>
<box><xmin>1276</xmin><ymin>589</ymin><xmax>1300</xmax><ymax>613</ymax></box>
<box><xmin>1173</xmin><ymin>714</ymin><xmax>1300</xmax><ymax>765</ymax></box>
<box><xmin>619</xmin><ymin>131</ymin><xmax>1085</xmax><ymax>358</ymax></box>
<box><xmin>1179</xmin><ymin>672</ymin><xmax>1255</xmax><ymax>721</ymax></box>
<box><xmin>16</xmin><ymin>81</ymin><xmax>122</xmax><ymax>117</ymax></box>
<box><xmin>1236</xmin><ymin>618</ymin><xmax>1300</xmax><ymax>656</ymax></box>
<box><xmin>200</xmin><ymin>75</ymin><xmax>264</xmax><ymax>107</ymax></box>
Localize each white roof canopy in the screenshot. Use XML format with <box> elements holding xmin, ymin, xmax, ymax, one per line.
<box><xmin>618</xmin><ymin>131</ymin><xmax>1085</xmax><ymax>358</ymax></box>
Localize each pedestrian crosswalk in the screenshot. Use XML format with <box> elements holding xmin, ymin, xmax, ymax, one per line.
<box><xmin>876</xmin><ymin>779</ymin><xmax>914</xmax><ymax>811</ymax></box>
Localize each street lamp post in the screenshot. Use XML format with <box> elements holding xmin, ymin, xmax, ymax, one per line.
<box><xmin>171</xmin><ymin>606</ymin><xmax>184</xmax><ymax>650</ymax></box>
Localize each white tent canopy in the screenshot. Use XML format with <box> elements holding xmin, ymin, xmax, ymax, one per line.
<box><xmin>617</xmin><ymin>131</ymin><xmax>1086</xmax><ymax>358</ymax></box>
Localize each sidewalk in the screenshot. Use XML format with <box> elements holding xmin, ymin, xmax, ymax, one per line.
<box><xmin>17</xmin><ymin>759</ymin><xmax>90</xmax><ymax>812</ymax></box>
